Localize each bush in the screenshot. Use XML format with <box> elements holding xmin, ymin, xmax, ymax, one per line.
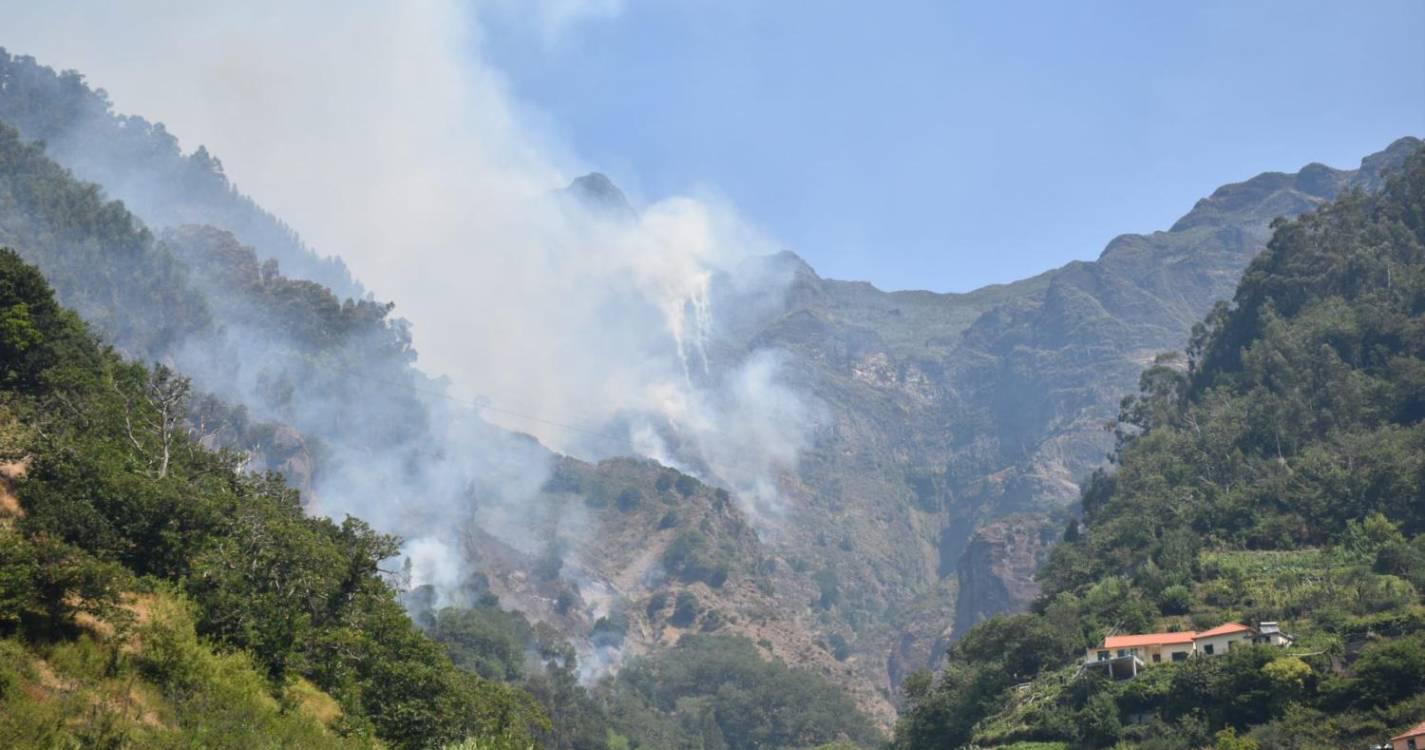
<box><xmin>616</xmin><ymin>488</ymin><xmax>643</xmax><ymax>512</ymax></box>
<box><xmin>670</xmin><ymin>592</ymin><xmax>699</xmax><ymax>627</ymax></box>
<box><xmin>592</xmin><ymin>613</ymin><xmax>628</xmax><ymax>649</ymax></box>
<box><xmin>1349</xmin><ymin>634</ymin><xmax>1425</xmax><ymax>707</ymax></box>
<box><xmin>1213</xmin><ymin>727</ymin><xmax>1259</xmax><ymax>750</ymax></box>
<box><xmin>1077</xmin><ymin>691</ymin><xmax>1122</xmax><ymax>745</ymax></box>
<box><xmin>1158</xmin><ymin>584</ymin><xmax>1193</xmax><ymax>615</ymax></box>
<box><xmin>646</xmin><ymin>592</ymin><xmax>669</xmax><ymax>620</ymax></box>
<box><xmin>662</xmin><ymin>531</ymin><xmax>730</xmax><ymax>587</ymax></box>
<box><xmin>814</xmin><ymin>569</ymin><xmax>840</xmax><ymax>610</ymax></box>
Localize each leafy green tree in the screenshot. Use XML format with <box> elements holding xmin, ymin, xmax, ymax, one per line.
<box><xmin>670</xmin><ymin>591</ymin><xmax>699</xmax><ymax>627</ymax></box>
<box><xmin>1213</xmin><ymin>727</ymin><xmax>1259</xmax><ymax>750</ymax></box>
<box><xmin>1348</xmin><ymin>634</ymin><xmax>1425</xmax><ymax>707</ymax></box>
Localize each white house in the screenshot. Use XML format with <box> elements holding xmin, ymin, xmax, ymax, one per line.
<box><xmin>1192</xmin><ymin>622</ymin><xmax>1255</xmax><ymax>656</ymax></box>
<box><xmin>1084</xmin><ymin>621</ymin><xmax>1293</xmax><ymax>680</ymax></box>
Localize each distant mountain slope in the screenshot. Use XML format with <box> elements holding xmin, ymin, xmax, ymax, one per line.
<box><xmin>710</xmin><ymin>136</ymin><xmax>1420</xmax><ymax>689</ymax></box>
<box><xmin>0</xmin><ymin>48</ymin><xmax>361</xmax><ymax>298</ymax></box>
<box><xmin>891</xmin><ymin>141</ymin><xmax>1425</xmax><ymax>750</ymax></box>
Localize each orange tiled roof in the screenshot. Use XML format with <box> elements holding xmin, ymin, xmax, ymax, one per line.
<box><xmin>1193</xmin><ymin>622</ymin><xmax>1252</xmax><ymax>639</ymax></box>
<box><xmin>1393</xmin><ymin>719</ymin><xmax>1425</xmax><ymax>741</ymax></box>
<box><xmin>1102</xmin><ymin>631</ymin><xmax>1197</xmax><ymax>649</ymax></box>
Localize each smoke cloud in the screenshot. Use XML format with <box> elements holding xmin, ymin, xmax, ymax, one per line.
<box><xmin>1</xmin><ymin>1</ymin><xmax>817</xmax><ymax>620</ymax></box>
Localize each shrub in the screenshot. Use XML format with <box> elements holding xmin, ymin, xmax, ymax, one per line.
<box><xmin>1349</xmin><ymin>634</ymin><xmax>1425</xmax><ymax>707</ymax></box>
<box><xmin>616</xmin><ymin>488</ymin><xmax>643</xmax><ymax>512</ymax></box>
<box><xmin>661</xmin><ymin>531</ymin><xmax>730</xmax><ymax>587</ymax></box>
<box><xmin>658</xmin><ymin>510</ymin><xmax>680</xmax><ymax>530</ymax></box>
<box><xmin>645</xmin><ymin>592</ymin><xmax>669</xmax><ymax>620</ymax></box>
<box><xmin>670</xmin><ymin>592</ymin><xmax>699</xmax><ymax>627</ymax></box>
<box><xmin>1158</xmin><ymin>584</ymin><xmax>1193</xmax><ymax>615</ymax></box>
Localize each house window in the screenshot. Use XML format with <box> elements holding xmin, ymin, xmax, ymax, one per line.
<box><xmin>1097</xmin><ymin>651</ymin><xmax>1109</xmax><ymax>661</ymax></box>
<box><xmin>1172</xmin><ymin>652</ymin><xmax>1188</xmax><ymax>662</ymax></box>
<box><xmin>1152</xmin><ymin>653</ymin><xmax>1161</xmax><ymax>663</ymax></box>
<box><xmin>1407</xmin><ymin>738</ymin><xmax>1416</xmax><ymax>750</ymax></box>
<box><xmin>1117</xmin><ymin>649</ymin><xmax>1127</xmax><ymax>657</ymax></box>
<box><xmin>1203</xmin><ymin>644</ymin><xmax>1215</xmax><ymax>655</ymax></box>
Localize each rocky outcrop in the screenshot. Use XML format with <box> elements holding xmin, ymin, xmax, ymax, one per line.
<box><xmin>953</xmin><ymin>516</ymin><xmax>1054</xmax><ymax>636</ymax></box>
<box><xmin>564</xmin><ymin>172</ymin><xmax>636</xmax><ymax>219</ymax></box>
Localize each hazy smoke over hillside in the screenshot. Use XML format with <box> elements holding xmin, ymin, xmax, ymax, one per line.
<box><xmin>1</xmin><ymin>1</ymin><xmax>815</xmax><ymax>609</ymax></box>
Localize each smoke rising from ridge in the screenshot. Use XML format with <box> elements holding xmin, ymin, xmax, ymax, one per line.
<box><xmin>0</xmin><ymin>0</ymin><xmax>817</xmax><ymax>621</ymax></box>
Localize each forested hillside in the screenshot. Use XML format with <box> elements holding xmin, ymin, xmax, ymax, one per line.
<box><xmin>0</xmin><ymin>48</ymin><xmax>360</xmax><ymax>297</ymax></box>
<box><xmin>0</xmin><ymin>248</ymin><xmax>545</xmax><ymax>747</ymax></box>
<box><xmin>892</xmin><ymin>145</ymin><xmax>1425</xmax><ymax>749</ymax></box>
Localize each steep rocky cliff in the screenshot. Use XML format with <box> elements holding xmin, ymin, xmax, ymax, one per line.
<box><xmin>953</xmin><ymin>517</ymin><xmax>1053</xmax><ymax>637</ymax></box>
<box><xmin>699</xmin><ymin>137</ymin><xmax>1421</xmax><ymax>710</ymax></box>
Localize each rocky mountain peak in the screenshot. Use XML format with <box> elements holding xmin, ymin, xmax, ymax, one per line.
<box><xmin>565</xmin><ymin>172</ymin><xmax>636</xmax><ymax>218</ymax></box>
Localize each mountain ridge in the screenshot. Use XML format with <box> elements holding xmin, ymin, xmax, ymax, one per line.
<box><xmin>1</xmin><ymin>44</ymin><xmax>1418</xmax><ymax>734</ymax></box>
<box><xmin>891</xmin><ymin>140</ymin><xmax>1425</xmax><ymax>750</ymax></box>
<box><xmin>692</xmin><ymin>135</ymin><xmax>1420</xmax><ymax>702</ymax></box>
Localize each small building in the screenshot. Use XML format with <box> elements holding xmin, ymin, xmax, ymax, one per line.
<box><xmin>1085</xmin><ymin>631</ymin><xmax>1195</xmax><ymax>679</ymax></box>
<box><xmin>1393</xmin><ymin>720</ymin><xmax>1425</xmax><ymax>750</ymax></box>
<box><xmin>1192</xmin><ymin>622</ymin><xmax>1255</xmax><ymax>656</ymax></box>
<box><xmin>1084</xmin><ymin>621</ymin><xmax>1294</xmax><ymax>680</ymax></box>
<box><xmin>1252</xmin><ymin>621</ymin><xmax>1295</xmax><ymax>647</ymax></box>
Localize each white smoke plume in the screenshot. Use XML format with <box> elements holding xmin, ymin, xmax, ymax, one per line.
<box><xmin>0</xmin><ymin>1</ymin><xmax>817</xmax><ymax>608</ymax></box>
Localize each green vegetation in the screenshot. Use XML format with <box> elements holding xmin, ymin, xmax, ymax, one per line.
<box><xmin>0</xmin><ymin>590</ymin><xmax>368</xmax><ymax>749</ymax></box>
<box><xmin>0</xmin><ymin>48</ymin><xmax>361</xmax><ymax>296</ymax></box>
<box><xmin>893</xmin><ymin>146</ymin><xmax>1425</xmax><ymax>748</ymax></box>
<box><xmin>410</xmin><ymin>592</ymin><xmax>882</xmax><ymax>749</ymax></box>
<box><xmin>662</xmin><ymin>530</ymin><xmax>732</xmax><ymax>587</ymax></box>
<box><xmin>0</xmin><ymin>120</ymin><xmax>208</xmax><ymax>358</ymax></box>
<box><xmin>604</xmin><ymin>635</ymin><xmax>883</xmax><ymax>750</ymax></box>
<box><xmin>0</xmin><ymin>248</ymin><xmax>544</xmax><ymax>748</ymax></box>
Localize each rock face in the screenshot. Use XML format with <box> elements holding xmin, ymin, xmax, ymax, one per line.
<box><xmin>564</xmin><ymin>172</ymin><xmax>636</xmax><ymax>219</ymax></box>
<box><xmin>697</xmin><ymin>137</ymin><xmax>1422</xmax><ymax>712</ymax></box>
<box><xmin>529</xmin><ymin>136</ymin><xmax>1421</xmax><ymax>720</ymax></box>
<box><xmin>953</xmin><ymin>517</ymin><xmax>1052</xmax><ymax>636</ymax></box>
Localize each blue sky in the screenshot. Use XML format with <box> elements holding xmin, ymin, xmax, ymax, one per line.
<box><xmin>478</xmin><ymin>0</ymin><xmax>1425</xmax><ymax>293</ymax></box>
